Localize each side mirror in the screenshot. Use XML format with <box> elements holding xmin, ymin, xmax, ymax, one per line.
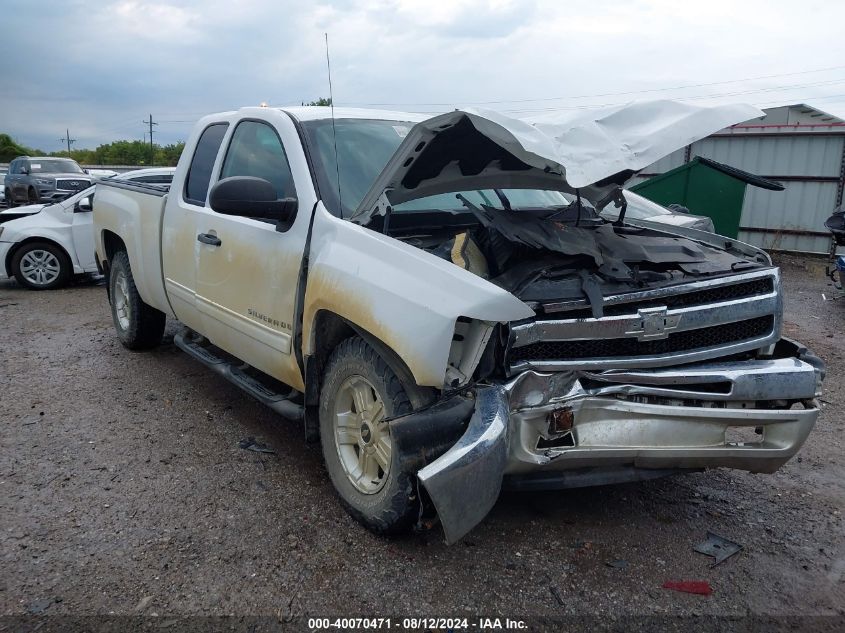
<box><xmin>209</xmin><ymin>176</ymin><xmax>297</xmax><ymax>223</ymax></box>
<box><xmin>76</xmin><ymin>196</ymin><xmax>93</xmax><ymax>213</ymax></box>
<box><xmin>21</xmin><ymin>166</ymin><xmax>30</xmax><ymax>175</ymax></box>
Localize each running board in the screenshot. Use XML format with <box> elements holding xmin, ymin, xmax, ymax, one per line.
<box><xmin>174</xmin><ymin>332</ymin><xmax>304</xmax><ymax>421</ymax></box>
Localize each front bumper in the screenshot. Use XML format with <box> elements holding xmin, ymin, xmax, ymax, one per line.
<box><xmin>395</xmin><ymin>338</ymin><xmax>823</xmax><ymax>543</ymax></box>
<box><xmin>0</xmin><ymin>241</ymin><xmax>13</xmax><ymax>280</ymax></box>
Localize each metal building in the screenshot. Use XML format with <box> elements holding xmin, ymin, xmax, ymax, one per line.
<box><xmin>630</xmin><ymin>104</ymin><xmax>845</xmax><ymax>254</ymax></box>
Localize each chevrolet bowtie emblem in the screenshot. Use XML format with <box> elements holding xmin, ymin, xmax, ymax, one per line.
<box><xmin>627</xmin><ymin>307</ymin><xmax>681</xmax><ymax>340</ymax></box>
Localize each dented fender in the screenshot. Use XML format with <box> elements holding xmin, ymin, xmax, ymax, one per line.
<box><xmin>301</xmin><ymin>203</ymin><xmax>533</xmax><ymax>388</ymax></box>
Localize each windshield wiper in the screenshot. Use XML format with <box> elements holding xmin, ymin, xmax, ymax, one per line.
<box><xmin>493</xmin><ymin>189</ymin><xmax>512</xmax><ymax>211</ymax></box>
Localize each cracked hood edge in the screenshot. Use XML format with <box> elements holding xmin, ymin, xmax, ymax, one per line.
<box><xmin>351</xmin><ymin>100</ymin><xmax>763</xmax><ymax>224</ymax></box>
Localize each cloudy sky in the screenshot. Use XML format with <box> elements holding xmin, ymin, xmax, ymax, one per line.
<box><xmin>3</xmin><ymin>0</ymin><xmax>845</xmax><ymax>152</ymax></box>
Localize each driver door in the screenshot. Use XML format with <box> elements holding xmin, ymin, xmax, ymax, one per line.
<box><xmin>195</xmin><ymin>117</ymin><xmax>308</xmax><ymax>390</ymax></box>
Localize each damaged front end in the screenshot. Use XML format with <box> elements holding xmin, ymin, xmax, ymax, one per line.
<box><xmin>391</xmin><ymin>338</ymin><xmax>823</xmax><ymax>544</ymax></box>
<box><xmin>327</xmin><ymin>101</ymin><xmax>824</xmax><ymax>543</ymax></box>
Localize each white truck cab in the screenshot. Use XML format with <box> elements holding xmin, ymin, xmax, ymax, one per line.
<box><xmin>91</xmin><ymin>103</ymin><xmax>824</xmax><ymax>543</ymax></box>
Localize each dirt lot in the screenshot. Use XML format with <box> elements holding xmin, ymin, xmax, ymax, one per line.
<box><xmin>0</xmin><ymin>254</ymin><xmax>843</xmax><ymax>630</ymax></box>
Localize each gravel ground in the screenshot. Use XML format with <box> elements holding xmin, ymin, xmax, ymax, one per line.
<box><xmin>0</xmin><ymin>254</ymin><xmax>843</xmax><ymax>630</ymax></box>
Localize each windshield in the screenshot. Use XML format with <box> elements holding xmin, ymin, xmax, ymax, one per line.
<box><xmin>303</xmin><ymin>118</ymin><xmax>577</xmax><ymax>218</ymax></box>
<box><xmin>29</xmin><ymin>159</ymin><xmax>84</xmax><ymax>174</ymax></box>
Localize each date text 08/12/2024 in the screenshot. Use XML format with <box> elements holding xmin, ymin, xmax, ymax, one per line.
<box><xmin>307</xmin><ymin>617</ymin><xmax>528</xmax><ymax>630</ymax></box>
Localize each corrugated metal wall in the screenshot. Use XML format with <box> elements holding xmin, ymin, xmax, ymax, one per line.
<box><xmin>631</xmin><ymin>132</ymin><xmax>845</xmax><ymax>254</ymax></box>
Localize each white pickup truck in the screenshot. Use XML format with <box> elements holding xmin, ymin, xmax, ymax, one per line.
<box><xmin>93</xmin><ymin>101</ymin><xmax>824</xmax><ymax>543</ymax></box>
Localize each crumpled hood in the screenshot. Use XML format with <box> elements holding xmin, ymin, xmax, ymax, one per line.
<box><xmin>352</xmin><ymin>100</ymin><xmax>763</xmax><ymax>224</ymax></box>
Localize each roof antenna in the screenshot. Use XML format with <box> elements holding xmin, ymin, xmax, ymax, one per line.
<box><xmin>325</xmin><ymin>32</ymin><xmax>342</xmax><ymax>214</ymax></box>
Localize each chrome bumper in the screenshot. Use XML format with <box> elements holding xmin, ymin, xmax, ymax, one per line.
<box><xmin>415</xmin><ymin>339</ymin><xmax>823</xmax><ymax>544</ymax></box>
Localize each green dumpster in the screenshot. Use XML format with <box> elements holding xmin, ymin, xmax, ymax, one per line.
<box><xmin>629</xmin><ymin>156</ymin><xmax>784</xmax><ymax>238</ymax></box>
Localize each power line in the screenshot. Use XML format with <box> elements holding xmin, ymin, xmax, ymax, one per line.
<box><xmin>498</xmin><ymin>77</ymin><xmax>845</xmax><ymax>114</ymax></box>
<box><xmin>754</xmin><ymin>92</ymin><xmax>845</xmax><ymax>107</ymax></box>
<box><xmin>142</xmin><ymin>114</ymin><xmax>158</xmax><ymax>165</ymax></box>
<box><xmin>390</xmin><ymin>77</ymin><xmax>845</xmax><ymax>114</ymax></box>
<box><xmin>58</xmin><ymin>129</ymin><xmax>76</xmax><ymax>153</ymax></box>
<box><xmin>338</xmin><ymin>64</ymin><xmax>845</xmax><ymax>108</ymax></box>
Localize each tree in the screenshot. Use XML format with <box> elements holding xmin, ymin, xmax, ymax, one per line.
<box><xmin>0</xmin><ymin>134</ymin><xmax>34</xmax><ymax>162</ymax></box>
<box><xmin>1</xmin><ymin>133</ymin><xmax>185</xmax><ymax>167</ymax></box>
<box><xmin>303</xmin><ymin>97</ymin><xmax>332</xmax><ymax>106</ymax></box>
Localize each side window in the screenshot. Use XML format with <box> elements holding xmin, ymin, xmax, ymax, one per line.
<box><xmin>184</xmin><ymin>123</ymin><xmax>228</xmax><ymax>206</ymax></box>
<box><xmin>220</xmin><ymin>120</ymin><xmax>296</xmax><ymax>200</ymax></box>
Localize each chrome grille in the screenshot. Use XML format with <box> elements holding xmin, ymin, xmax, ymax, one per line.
<box><xmin>510</xmin><ymin>316</ymin><xmax>774</xmax><ymax>362</ymax></box>
<box><xmin>508</xmin><ymin>269</ymin><xmax>781</xmax><ymax>373</ymax></box>
<box><xmin>541</xmin><ymin>276</ymin><xmax>775</xmax><ymax>319</ymax></box>
<box><xmin>56</xmin><ymin>178</ymin><xmax>90</xmax><ymax>192</ymax></box>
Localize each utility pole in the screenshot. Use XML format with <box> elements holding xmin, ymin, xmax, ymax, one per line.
<box><xmin>142</xmin><ymin>114</ymin><xmax>158</xmax><ymax>165</ymax></box>
<box><xmin>58</xmin><ymin>129</ymin><xmax>75</xmax><ymax>154</ymax></box>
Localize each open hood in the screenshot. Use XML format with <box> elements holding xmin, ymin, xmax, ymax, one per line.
<box><xmin>351</xmin><ymin>100</ymin><xmax>763</xmax><ymax>224</ymax></box>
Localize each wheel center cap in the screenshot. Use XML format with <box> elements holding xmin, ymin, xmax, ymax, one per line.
<box><xmin>360</xmin><ymin>423</ymin><xmax>372</xmax><ymax>445</ymax></box>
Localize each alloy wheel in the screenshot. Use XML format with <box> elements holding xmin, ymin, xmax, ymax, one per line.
<box><xmin>333</xmin><ymin>375</ymin><xmax>391</xmax><ymax>494</ymax></box>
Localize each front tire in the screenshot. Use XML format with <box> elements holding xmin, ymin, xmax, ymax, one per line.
<box><xmin>11</xmin><ymin>241</ymin><xmax>71</xmax><ymax>290</ymax></box>
<box><xmin>319</xmin><ymin>336</ymin><xmax>419</xmax><ymax>535</ymax></box>
<box><xmin>27</xmin><ymin>188</ymin><xmax>38</xmax><ymax>205</ymax></box>
<box><xmin>109</xmin><ymin>250</ymin><xmax>165</xmax><ymax>350</ymax></box>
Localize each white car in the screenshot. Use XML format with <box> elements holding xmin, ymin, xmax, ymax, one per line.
<box><xmin>601</xmin><ymin>190</ymin><xmax>715</xmax><ymax>232</ymax></box>
<box><xmin>87</xmin><ymin>169</ymin><xmax>120</xmax><ymax>179</ymax></box>
<box><xmin>0</xmin><ymin>168</ymin><xmax>175</xmax><ymax>289</ymax></box>
<box><xmin>0</xmin><ymin>167</ymin><xmax>176</xmax><ymax>224</ymax></box>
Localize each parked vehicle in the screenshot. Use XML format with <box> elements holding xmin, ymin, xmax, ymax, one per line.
<box><xmin>602</xmin><ymin>190</ymin><xmax>715</xmax><ymax>232</ymax></box>
<box><xmin>92</xmin><ymin>102</ymin><xmax>824</xmax><ymax>543</ymax></box>
<box><xmin>103</xmin><ymin>167</ymin><xmax>175</xmax><ymax>185</ymax></box>
<box><xmin>87</xmin><ymin>169</ymin><xmax>120</xmax><ymax>179</ymax></box>
<box><xmin>0</xmin><ymin>168</ymin><xmax>175</xmax><ymax>289</ymax></box>
<box><xmin>825</xmin><ymin>205</ymin><xmax>845</xmax><ymax>294</ymax></box>
<box><xmin>4</xmin><ymin>156</ymin><xmax>92</xmax><ymax>207</ymax></box>
<box><xmin>0</xmin><ymin>168</ymin><xmax>176</xmax><ymax>224</ymax></box>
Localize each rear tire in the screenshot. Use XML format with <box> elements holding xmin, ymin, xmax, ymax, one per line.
<box><xmin>4</xmin><ymin>188</ymin><xmax>13</xmax><ymax>207</ymax></box>
<box><xmin>109</xmin><ymin>250</ymin><xmax>166</xmax><ymax>350</ymax></box>
<box><xmin>11</xmin><ymin>241</ymin><xmax>71</xmax><ymax>290</ymax></box>
<box><xmin>319</xmin><ymin>336</ymin><xmax>420</xmax><ymax>535</ymax></box>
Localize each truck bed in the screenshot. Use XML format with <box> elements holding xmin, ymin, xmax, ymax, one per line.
<box><xmin>93</xmin><ymin>180</ymin><xmax>173</xmax><ymax>316</ymax></box>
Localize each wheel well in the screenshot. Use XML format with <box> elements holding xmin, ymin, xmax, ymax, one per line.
<box><xmin>101</xmin><ymin>230</ymin><xmax>127</xmax><ymax>270</ymax></box>
<box><xmin>305</xmin><ymin>310</ymin><xmax>435</xmax><ymax>410</ymax></box>
<box><xmin>5</xmin><ymin>237</ymin><xmax>72</xmax><ymax>278</ymax></box>
<box><xmin>307</xmin><ymin>311</ymin><xmax>357</xmax><ymax>403</ymax></box>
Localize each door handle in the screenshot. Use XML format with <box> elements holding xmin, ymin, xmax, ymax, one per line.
<box><xmin>197</xmin><ymin>233</ymin><xmax>222</xmax><ymax>247</ymax></box>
